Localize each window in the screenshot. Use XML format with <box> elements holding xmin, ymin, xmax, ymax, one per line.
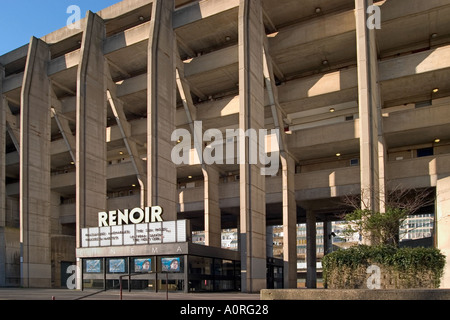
<box><xmin>415</xmin><ymin>100</ymin><xmax>432</xmax><ymax>109</ymax></box>
<box><xmin>417</xmin><ymin>147</ymin><xmax>433</xmax><ymax>158</ymax></box>
<box><xmin>345</xmin><ymin>115</ymin><xmax>354</xmax><ymax>121</ymax></box>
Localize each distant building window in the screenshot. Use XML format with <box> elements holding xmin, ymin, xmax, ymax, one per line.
<box><xmin>350</xmin><ymin>159</ymin><xmax>359</xmax><ymax>166</ymax></box>
<box><xmin>417</xmin><ymin>147</ymin><xmax>433</xmax><ymax>158</ymax></box>
<box><xmin>415</xmin><ymin>100</ymin><xmax>432</xmax><ymax>109</ymax></box>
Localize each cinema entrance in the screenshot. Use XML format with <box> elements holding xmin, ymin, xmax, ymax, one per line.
<box><xmin>78</xmin><ymin>241</ymin><xmax>242</xmax><ymax>293</ymax></box>
<box><xmin>77</xmin><ymin>215</ymin><xmax>243</xmax><ymax>293</ymax></box>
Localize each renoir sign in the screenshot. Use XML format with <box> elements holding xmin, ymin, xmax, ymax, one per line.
<box><xmin>80</xmin><ymin>206</ymin><xmax>187</xmax><ymax>248</ymax></box>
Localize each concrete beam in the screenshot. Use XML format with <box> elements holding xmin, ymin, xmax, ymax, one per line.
<box><xmin>203</xmin><ymin>166</ymin><xmax>222</xmax><ymax>248</ymax></box>
<box><xmin>305</xmin><ymin>210</ymin><xmax>317</xmax><ymax>288</ymax></box>
<box><xmin>0</xmin><ymin>67</ymin><xmax>5</xmax><ymax>228</ymax></box>
<box><xmin>0</xmin><ymin>44</ymin><xmax>29</xmax><ymax>67</ymax></box>
<box><xmin>40</xmin><ymin>0</ymin><xmax>151</xmax><ymax>47</ymax></box>
<box><xmin>184</xmin><ymin>45</ymin><xmax>238</xmax><ymax>78</ymax></box>
<box><xmin>5</xmin><ymin>104</ymin><xmax>20</xmax><ymax>154</ymax></box>
<box><xmin>76</xmin><ymin>12</ymin><xmax>107</xmax><ymax>249</ymax></box>
<box><xmin>106</xmin><ymin>72</ymin><xmax>147</xmax><ymax>208</ymax></box>
<box><xmin>268</xmin><ymin>10</ymin><xmax>355</xmax><ymax>54</ymax></box>
<box><xmin>437</xmin><ymin>175</ymin><xmax>450</xmax><ymax>288</ymax></box>
<box><xmin>356</xmin><ymin>0</ymin><xmax>384</xmax><ymax>216</ymax></box>
<box><xmin>19</xmin><ymin>37</ymin><xmax>52</xmax><ymax>288</ymax></box>
<box><xmin>147</xmin><ymin>0</ymin><xmax>178</xmax><ymax>219</ymax></box>
<box><xmin>48</xmin><ymin>49</ymin><xmax>80</xmax><ymax>76</ymax></box>
<box><xmin>97</xmin><ymin>0</ymin><xmax>152</xmax><ymax>21</ymax></box>
<box><xmin>379</xmin><ymin>45</ymin><xmax>450</xmax><ymax>82</ymax></box>
<box><xmin>176</xmin><ymin>51</ymin><xmax>222</xmax><ymax>247</ymax></box>
<box><xmin>104</xmin><ymin>22</ymin><xmax>151</xmax><ymax>55</ymax></box>
<box><xmin>2</xmin><ymin>72</ymin><xmax>24</xmax><ymax>94</ymax></box>
<box><xmin>281</xmin><ymin>153</ymin><xmax>297</xmax><ymax>289</ymax></box>
<box><xmin>50</xmin><ymin>88</ymin><xmax>76</xmax><ymax>162</ymax></box>
<box><xmin>173</xmin><ymin>0</ymin><xmax>239</xmax><ymax>29</ymax></box>
<box><xmin>238</xmin><ymin>0</ymin><xmax>266</xmax><ymax>294</ymax></box>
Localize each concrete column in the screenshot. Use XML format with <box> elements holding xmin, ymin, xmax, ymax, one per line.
<box><xmin>238</xmin><ymin>0</ymin><xmax>266</xmax><ymax>293</ymax></box>
<box><xmin>0</xmin><ymin>66</ymin><xmax>5</xmax><ymax>287</ymax></box>
<box><xmin>437</xmin><ymin>176</ymin><xmax>450</xmax><ymax>288</ymax></box>
<box><xmin>203</xmin><ymin>166</ymin><xmax>221</xmax><ymax>248</ymax></box>
<box><xmin>266</xmin><ymin>226</ymin><xmax>273</xmax><ymax>258</ymax></box>
<box><xmin>76</xmin><ymin>12</ymin><xmax>107</xmax><ymax>245</ymax></box>
<box><xmin>306</xmin><ymin>210</ymin><xmax>317</xmax><ymax>288</ymax></box>
<box><xmin>281</xmin><ymin>152</ymin><xmax>297</xmax><ymax>288</ymax></box>
<box><xmin>355</xmin><ymin>0</ymin><xmax>384</xmax><ymax>219</ymax></box>
<box><xmin>0</xmin><ymin>66</ymin><xmax>5</xmax><ymax>228</ymax></box>
<box><xmin>19</xmin><ymin>37</ymin><xmax>52</xmax><ymax>287</ymax></box>
<box><xmin>323</xmin><ymin>220</ymin><xmax>332</xmax><ymax>255</ymax></box>
<box><xmin>147</xmin><ymin>0</ymin><xmax>177</xmax><ymax>220</ymax></box>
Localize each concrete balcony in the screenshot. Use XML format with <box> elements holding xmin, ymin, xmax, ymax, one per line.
<box><xmin>287</xmin><ymin>119</ymin><xmax>360</xmax><ymax>161</ymax></box>
<box><xmin>177</xmin><ymin>166</ymin><xmax>361</xmax><ymax>213</ymax></box>
<box><xmin>387</xmin><ymin>153</ymin><xmax>450</xmax><ymax>188</ymax></box>
<box><xmin>49</xmin><ymin>161</ymin><xmax>137</xmax><ymax>193</ymax></box>
<box><xmin>384</xmin><ymin>103</ymin><xmax>450</xmax><ymax>148</ymax></box>
<box><xmin>295</xmin><ymin>166</ymin><xmax>360</xmax><ymax>201</ymax></box>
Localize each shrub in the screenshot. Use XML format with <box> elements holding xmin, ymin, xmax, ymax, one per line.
<box><xmin>323</xmin><ymin>245</ymin><xmax>446</xmax><ymax>289</ymax></box>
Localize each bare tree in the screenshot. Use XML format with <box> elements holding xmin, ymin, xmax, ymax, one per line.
<box><xmin>340</xmin><ymin>184</ymin><xmax>435</xmax><ymax>247</ymax></box>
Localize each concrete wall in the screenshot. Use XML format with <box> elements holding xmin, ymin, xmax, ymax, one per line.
<box><xmin>0</xmin><ymin>227</ymin><xmax>20</xmax><ymax>287</ymax></box>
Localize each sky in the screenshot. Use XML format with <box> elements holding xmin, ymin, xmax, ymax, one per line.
<box><xmin>0</xmin><ymin>0</ymin><xmax>120</xmax><ymax>56</ymax></box>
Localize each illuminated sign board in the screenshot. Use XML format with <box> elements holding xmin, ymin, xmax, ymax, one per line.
<box><xmin>81</xmin><ymin>220</ymin><xmax>187</xmax><ymax>248</ymax></box>
<box><xmin>80</xmin><ymin>206</ymin><xmax>188</xmax><ymax>248</ymax></box>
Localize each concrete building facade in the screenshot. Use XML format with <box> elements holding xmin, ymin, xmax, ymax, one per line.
<box><xmin>0</xmin><ymin>0</ymin><xmax>450</xmax><ymax>292</ymax></box>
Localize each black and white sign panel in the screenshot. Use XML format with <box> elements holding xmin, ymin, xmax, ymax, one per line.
<box><xmin>81</xmin><ymin>220</ymin><xmax>187</xmax><ymax>248</ymax></box>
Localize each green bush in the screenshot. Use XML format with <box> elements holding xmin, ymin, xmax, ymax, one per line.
<box><xmin>323</xmin><ymin>245</ymin><xmax>446</xmax><ymax>289</ymax></box>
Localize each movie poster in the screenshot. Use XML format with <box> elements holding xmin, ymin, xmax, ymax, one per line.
<box><xmin>161</xmin><ymin>257</ymin><xmax>181</xmax><ymax>272</ymax></box>
<box><xmin>134</xmin><ymin>258</ymin><xmax>152</xmax><ymax>273</ymax></box>
<box><xmin>85</xmin><ymin>259</ymin><xmax>101</xmax><ymax>273</ymax></box>
<box><xmin>109</xmin><ymin>259</ymin><xmax>126</xmax><ymax>273</ymax></box>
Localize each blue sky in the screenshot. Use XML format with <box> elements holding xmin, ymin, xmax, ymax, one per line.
<box><xmin>0</xmin><ymin>0</ymin><xmax>120</xmax><ymax>56</ymax></box>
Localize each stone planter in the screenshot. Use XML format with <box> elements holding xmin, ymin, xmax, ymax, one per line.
<box><xmin>325</xmin><ymin>263</ymin><xmax>439</xmax><ymax>289</ymax></box>
<box><xmin>322</xmin><ymin>245</ymin><xmax>446</xmax><ymax>290</ymax></box>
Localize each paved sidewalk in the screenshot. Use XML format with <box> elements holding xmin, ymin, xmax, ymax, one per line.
<box><xmin>0</xmin><ymin>288</ymin><xmax>260</xmax><ymax>300</ymax></box>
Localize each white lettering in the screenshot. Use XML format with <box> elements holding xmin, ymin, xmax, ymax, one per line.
<box><xmin>109</xmin><ymin>210</ymin><xmax>117</xmax><ymax>226</ymax></box>
<box><xmin>118</xmin><ymin>209</ymin><xmax>129</xmax><ymax>225</ymax></box>
<box><xmin>151</xmin><ymin>206</ymin><xmax>164</xmax><ymax>222</ymax></box>
<box><xmin>99</xmin><ymin>212</ymin><xmax>108</xmax><ymax>227</ymax></box>
<box><xmin>129</xmin><ymin>208</ymin><xmax>145</xmax><ymax>224</ymax></box>
<box><xmin>98</xmin><ymin>206</ymin><xmax>165</xmax><ymax>226</ymax></box>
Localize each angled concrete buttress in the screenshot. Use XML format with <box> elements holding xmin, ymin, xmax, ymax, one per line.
<box><xmin>147</xmin><ymin>0</ymin><xmax>178</xmax><ymax>220</ymax></box>
<box><xmin>20</xmin><ymin>37</ymin><xmax>52</xmax><ymax>288</ymax></box>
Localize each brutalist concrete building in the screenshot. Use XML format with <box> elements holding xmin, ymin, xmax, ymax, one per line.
<box><xmin>0</xmin><ymin>0</ymin><xmax>450</xmax><ymax>293</ymax></box>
